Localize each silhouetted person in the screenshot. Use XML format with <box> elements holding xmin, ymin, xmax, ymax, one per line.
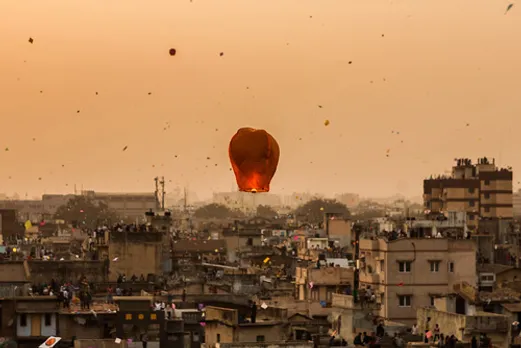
<box><xmin>471</xmin><ymin>336</ymin><xmax>478</xmax><ymax>348</ymax></box>
<box><xmin>141</xmin><ymin>333</ymin><xmax>148</xmax><ymax>348</ymax></box>
<box><xmin>250</xmin><ymin>301</ymin><xmax>257</xmax><ymax>323</ymax></box>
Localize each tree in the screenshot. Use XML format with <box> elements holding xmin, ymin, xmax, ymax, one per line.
<box><xmin>193</xmin><ymin>203</ymin><xmax>244</xmax><ymax>219</ymax></box>
<box><xmin>54</xmin><ymin>196</ymin><xmax>120</xmax><ymax>228</ymax></box>
<box><xmin>256</xmin><ymin>205</ymin><xmax>278</xmax><ymax>219</ymax></box>
<box><xmin>294</xmin><ymin>198</ymin><xmax>350</xmax><ymax>224</ymax></box>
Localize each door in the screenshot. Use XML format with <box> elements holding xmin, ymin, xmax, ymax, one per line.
<box><xmin>455</xmin><ymin>296</ymin><xmax>466</xmax><ymax>315</ymax></box>
<box><xmin>31</xmin><ymin>314</ymin><xmax>41</xmax><ymax>336</ymax></box>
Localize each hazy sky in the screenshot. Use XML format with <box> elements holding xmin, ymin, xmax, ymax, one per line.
<box><xmin>1</xmin><ymin>0</ymin><xmax>520</xmax><ymax>200</ymax></box>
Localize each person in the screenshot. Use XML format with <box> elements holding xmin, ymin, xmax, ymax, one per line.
<box><xmin>141</xmin><ymin>333</ymin><xmax>148</xmax><ymax>348</ymax></box>
<box><xmin>479</xmin><ymin>333</ymin><xmax>490</xmax><ymax>348</ymax></box>
<box><xmin>62</xmin><ymin>288</ymin><xmax>70</xmax><ymax>309</ymax></box>
<box><xmin>394</xmin><ymin>333</ymin><xmax>404</xmax><ymax>348</ymax></box>
<box><xmin>411</xmin><ymin>323</ymin><xmax>418</xmax><ymax>335</ymax></box>
<box><xmin>376</xmin><ymin>322</ymin><xmax>385</xmax><ymax>337</ymax></box>
<box><xmin>107</xmin><ymin>285</ymin><xmax>114</xmax><ymax>304</ymax></box>
<box><xmin>433</xmin><ymin>324</ymin><xmax>440</xmax><ymax>342</ymax></box>
<box><xmin>471</xmin><ymin>336</ymin><xmax>478</xmax><ymax>348</ymax></box>
<box><xmin>250</xmin><ymin>301</ymin><xmax>257</xmax><ymax>324</ymax></box>
<box><xmin>362</xmin><ymin>332</ymin><xmax>371</xmax><ymax>345</ymax></box>
<box><xmin>353</xmin><ymin>333</ymin><xmax>363</xmax><ymax>346</ymax></box>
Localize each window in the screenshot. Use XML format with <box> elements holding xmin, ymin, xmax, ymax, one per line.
<box><xmin>468</xmin><ymin>188</ymin><xmax>475</xmax><ymax>194</ymax></box>
<box><xmin>469</xmin><ymin>214</ymin><xmax>475</xmax><ymax>220</ymax></box>
<box><xmin>430</xmin><ymin>296</ymin><xmax>435</xmax><ymax>306</ymax></box>
<box><xmin>448</xmin><ymin>262</ymin><xmax>454</xmax><ymax>273</ymax></box>
<box><xmin>398</xmin><ymin>261</ymin><xmax>411</xmax><ymax>273</ymax></box>
<box><xmin>484</xmin><ymin>193</ymin><xmax>490</xmax><ymax>199</ymax></box>
<box><xmin>398</xmin><ymin>295</ymin><xmax>411</xmax><ymax>307</ymax></box>
<box><xmin>311</xmin><ymin>289</ymin><xmax>319</xmax><ymax>301</ymax></box>
<box><xmin>379</xmin><ymin>260</ymin><xmax>384</xmax><ymax>273</ymax></box>
<box><xmin>217</xmin><ymin>334</ymin><xmax>221</xmax><ymax>343</ymax></box>
<box><xmin>430</xmin><ymin>261</ymin><xmax>440</xmax><ymax>272</ymax></box>
<box><xmin>20</xmin><ymin>314</ymin><xmax>27</xmax><ymax>327</ymax></box>
<box><xmin>485</xmin><ymin>207</ymin><xmax>490</xmax><ymax>213</ymax></box>
<box><xmin>256</xmin><ymin>336</ymin><xmax>266</xmax><ymax>342</ymax></box>
<box><xmin>44</xmin><ymin>313</ymin><xmax>52</xmax><ymax>326</ymax></box>
<box><xmin>469</xmin><ymin>200</ymin><xmax>475</xmax><ymax>207</ymax></box>
<box><xmin>484</xmin><ymin>180</ymin><xmax>490</xmax><ymax>185</ymax></box>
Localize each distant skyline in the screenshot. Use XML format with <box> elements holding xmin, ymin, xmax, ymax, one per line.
<box><xmin>1</xmin><ymin>0</ymin><xmax>520</xmax><ymax>200</ymax></box>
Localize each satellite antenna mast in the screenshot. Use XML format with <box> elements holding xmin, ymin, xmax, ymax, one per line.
<box><xmin>154</xmin><ymin>177</ymin><xmax>160</xmax><ymax>209</ymax></box>
<box><xmin>160</xmin><ymin>176</ymin><xmax>165</xmax><ymax>210</ymax></box>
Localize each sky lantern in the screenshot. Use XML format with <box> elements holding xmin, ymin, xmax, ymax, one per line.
<box><xmin>228</xmin><ymin>127</ymin><xmax>280</xmax><ymax>193</ymax></box>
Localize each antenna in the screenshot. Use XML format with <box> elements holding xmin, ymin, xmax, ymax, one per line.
<box><xmin>160</xmin><ymin>176</ymin><xmax>165</xmax><ymax>210</ymax></box>
<box><xmin>154</xmin><ymin>177</ymin><xmax>160</xmax><ymax>209</ymax></box>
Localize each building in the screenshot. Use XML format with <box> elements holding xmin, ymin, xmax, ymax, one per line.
<box><xmin>358</xmin><ymin>237</ymin><xmax>476</xmax><ymax>325</ymax></box>
<box><xmin>108</xmin><ymin>226</ymin><xmax>169</xmax><ymax>281</ymax></box>
<box><xmin>83</xmin><ymin>191</ymin><xmax>158</xmax><ymax>221</ymax></box>
<box><xmin>13</xmin><ymin>297</ymin><xmax>59</xmax><ymax>348</ymax></box>
<box><xmin>423</xmin><ymin>157</ymin><xmax>513</xmax><ymax>231</ymax></box>
<box><xmin>514</xmin><ymin>189</ymin><xmax>521</xmax><ymax>217</ymax></box>
<box><xmin>0</xmin><ymin>209</ymin><xmax>23</xmax><ymax>241</ymax></box>
<box><xmin>331</xmin><ymin>293</ymin><xmax>377</xmax><ymax>343</ymax></box>
<box><xmin>204</xmin><ymin>306</ymin><xmax>288</xmax><ymax>346</ymax></box>
<box><xmin>295</xmin><ymin>265</ymin><xmax>355</xmax><ymax>307</ymax></box>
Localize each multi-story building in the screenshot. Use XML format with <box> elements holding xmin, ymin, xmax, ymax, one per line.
<box><xmin>513</xmin><ymin>189</ymin><xmax>521</xmax><ymax>217</ymax></box>
<box><xmin>295</xmin><ymin>265</ymin><xmax>355</xmax><ymax>307</ymax></box>
<box><xmin>83</xmin><ymin>191</ymin><xmax>158</xmax><ymax>221</ymax></box>
<box><xmin>423</xmin><ymin>157</ymin><xmax>513</xmax><ymax>231</ymax></box>
<box><xmin>358</xmin><ymin>237</ymin><xmax>476</xmax><ymax>325</ymax></box>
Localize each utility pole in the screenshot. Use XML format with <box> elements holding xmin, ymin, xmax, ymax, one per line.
<box><xmin>160</xmin><ymin>176</ymin><xmax>165</xmax><ymax>210</ymax></box>
<box><xmin>154</xmin><ymin>177</ymin><xmax>160</xmax><ymax>209</ymax></box>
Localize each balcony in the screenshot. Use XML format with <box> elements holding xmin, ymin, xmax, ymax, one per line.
<box><xmin>332</xmin><ymin>293</ymin><xmax>382</xmax><ymax>311</ymax></box>
<box><xmin>359</xmin><ymin>272</ymin><xmax>383</xmax><ymax>285</ymax></box>
<box><xmin>332</xmin><ymin>293</ymin><xmax>354</xmax><ymax>309</ymax></box>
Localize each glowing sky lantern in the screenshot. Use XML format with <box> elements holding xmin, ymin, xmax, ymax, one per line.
<box><xmin>229</xmin><ymin>127</ymin><xmax>280</xmax><ymax>193</ymax></box>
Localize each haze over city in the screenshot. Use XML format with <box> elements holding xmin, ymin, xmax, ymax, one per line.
<box><xmin>1</xmin><ymin>0</ymin><xmax>520</xmax><ymax>200</ymax></box>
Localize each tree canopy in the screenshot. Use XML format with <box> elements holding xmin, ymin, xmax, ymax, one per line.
<box><xmin>193</xmin><ymin>203</ymin><xmax>244</xmax><ymax>219</ymax></box>
<box><xmin>54</xmin><ymin>196</ymin><xmax>120</xmax><ymax>228</ymax></box>
<box><xmin>256</xmin><ymin>205</ymin><xmax>278</xmax><ymax>219</ymax></box>
<box><xmin>294</xmin><ymin>198</ymin><xmax>350</xmax><ymax>224</ymax></box>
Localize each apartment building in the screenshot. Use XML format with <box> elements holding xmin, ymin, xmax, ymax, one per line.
<box><xmin>295</xmin><ymin>265</ymin><xmax>354</xmax><ymax>307</ymax></box>
<box><xmin>423</xmin><ymin>157</ymin><xmax>513</xmax><ymax>231</ymax></box>
<box><xmin>358</xmin><ymin>237</ymin><xmax>476</xmax><ymax>325</ymax></box>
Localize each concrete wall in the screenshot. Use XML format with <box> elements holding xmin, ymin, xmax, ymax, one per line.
<box><xmin>238</xmin><ymin>325</ymin><xmax>286</xmax><ymax>342</ymax></box>
<box><xmin>28</xmin><ymin>260</ymin><xmax>107</xmax><ymax>283</ymax></box>
<box><xmin>205</xmin><ymin>322</ymin><xmax>235</xmax><ymax>346</ymax></box>
<box><xmin>59</xmin><ymin>315</ymin><xmax>105</xmax><ymax>339</ymax></box>
<box><xmin>219</xmin><ymin>343</ymin><xmax>313</xmax><ymax>348</ymax></box>
<box><xmin>417</xmin><ymin>308</ymin><xmax>510</xmax><ymax>348</ymax></box>
<box><xmin>0</xmin><ymin>261</ymin><xmax>29</xmax><ymax>282</ymax></box>
<box><xmin>108</xmin><ymin>232</ymin><xmax>163</xmax><ymax>281</ymax></box>
<box><xmin>327</xmin><ymin>219</ymin><xmax>352</xmax><ymax>248</ymax></box>
<box><xmin>206</xmin><ymin>306</ymin><xmax>238</xmax><ymax>326</ymax></box>
<box><xmin>75</xmin><ymin>340</ymin><xmax>128</xmax><ymax>348</ymax></box>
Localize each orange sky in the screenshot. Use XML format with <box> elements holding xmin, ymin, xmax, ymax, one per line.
<box><xmin>0</xmin><ymin>0</ymin><xmax>520</xmax><ymax>200</ymax></box>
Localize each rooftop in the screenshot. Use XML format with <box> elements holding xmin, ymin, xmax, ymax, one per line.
<box><xmin>60</xmin><ymin>302</ymin><xmax>118</xmax><ymax>315</ymax></box>
<box><xmin>477</xmin><ymin>264</ymin><xmax>514</xmax><ymax>274</ymax></box>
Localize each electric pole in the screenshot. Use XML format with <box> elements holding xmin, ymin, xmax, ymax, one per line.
<box><xmin>160</xmin><ymin>176</ymin><xmax>165</xmax><ymax>210</ymax></box>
